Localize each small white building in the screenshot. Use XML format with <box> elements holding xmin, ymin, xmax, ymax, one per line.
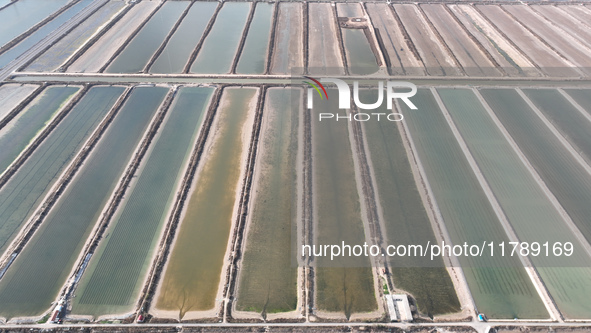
<box><xmin>384</xmin><ymin>295</ymin><xmax>398</xmax><ymax>322</ymax></box>
<box><xmin>392</xmin><ymin>294</ymin><xmax>413</xmax><ymax>322</ymax></box>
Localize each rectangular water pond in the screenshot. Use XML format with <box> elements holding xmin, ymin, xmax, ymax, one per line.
<box><xmin>0</xmin><ymin>86</ymin><xmax>124</xmax><ymax>256</ymax></box>
<box><xmin>190</xmin><ymin>2</ymin><xmax>251</xmax><ymax>74</ymax></box>
<box><xmin>149</xmin><ymin>2</ymin><xmax>217</xmax><ymax>74</ymax></box>
<box><xmin>0</xmin><ymin>86</ymin><xmax>167</xmax><ymax>319</ymax></box>
<box><xmin>0</xmin><ymin>0</ymin><xmax>68</xmax><ymax>48</ymax></box>
<box><xmin>71</xmin><ymin>87</ymin><xmax>213</xmax><ymax>318</ymax></box>
<box><xmin>311</xmin><ymin>90</ymin><xmax>377</xmax><ymax>317</ymax></box>
<box><xmin>401</xmin><ymin>88</ymin><xmax>547</xmax><ymax>319</ymax></box>
<box><xmin>235</xmin><ymin>3</ymin><xmax>274</xmax><ymax>75</ymax></box>
<box><xmin>359</xmin><ymin>90</ymin><xmax>460</xmax><ymax>317</ymax></box>
<box><xmin>0</xmin><ymin>0</ymin><xmax>94</xmax><ymax>69</ymax></box>
<box><xmin>0</xmin><ymin>85</ymin><xmax>79</xmax><ymax>175</ymax></box>
<box><xmin>154</xmin><ymin>87</ymin><xmax>257</xmax><ymax>320</ymax></box>
<box><xmin>106</xmin><ymin>1</ymin><xmax>188</xmax><ymax>74</ymax></box>
<box><xmin>235</xmin><ymin>88</ymin><xmax>300</xmax><ymax>315</ymax></box>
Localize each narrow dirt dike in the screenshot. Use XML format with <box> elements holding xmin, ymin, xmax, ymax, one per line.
<box><xmin>264</xmin><ymin>2</ymin><xmax>279</xmax><ymax>75</ymax></box>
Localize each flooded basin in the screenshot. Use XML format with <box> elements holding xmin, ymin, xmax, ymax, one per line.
<box><xmin>72</xmin><ymin>87</ymin><xmax>213</xmax><ymax>318</ymax></box>
<box><xmin>154</xmin><ymin>88</ymin><xmax>257</xmax><ymax>319</ymax></box>
<box><xmin>150</xmin><ymin>2</ymin><xmax>217</xmax><ymax>74</ymax></box>
<box><xmin>0</xmin><ymin>86</ymin><xmax>124</xmax><ymax>256</ymax></box>
<box><xmin>106</xmin><ymin>2</ymin><xmax>188</xmax><ymax>74</ymax></box>
<box><xmin>235</xmin><ymin>3</ymin><xmax>274</xmax><ymax>75</ymax></box>
<box><xmin>0</xmin><ymin>85</ymin><xmax>79</xmax><ymax>175</ymax></box>
<box><xmin>0</xmin><ymin>86</ymin><xmax>167</xmax><ymax>319</ymax></box>
<box><xmin>190</xmin><ymin>2</ymin><xmax>251</xmax><ymax>74</ymax></box>
<box><xmin>236</xmin><ymin>88</ymin><xmax>300</xmax><ymax>315</ymax></box>
<box><xmin>0</xmin><ymin>0</ymin><xmax>68</xmax><ymax>48</ymax></box>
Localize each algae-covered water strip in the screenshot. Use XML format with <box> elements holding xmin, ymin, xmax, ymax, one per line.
<box><xmin>153</xmin><ymin>87</ymin><xmax>258</xmax><ymax>320</ymax></box>
<box><xmin>70</xmin><ymin>87</ymin><xmax>214</xmax><ymax>319</ymax></box>
<box><xmin>311</xmin><ymin>90</ymin><xmax>377</xmax><ymax>319</ymax></box>
<box><xmin>0</xmin><ymin>86</ymin><xmax>168</xmax><ymax>319</ymax></box>
<box><xmin>233</xmin><ymin>88</ymin><xmax>301</xmax><ymax>319</ymax></box>
<box><xmin>400</xmin><ymin>89</ymin><xmax>548</xmax><ymax>319</ymax></box>
<box><xmin>357</xmin><ymin>90</ymin><xmax>461</xmax><ymax>318</ymax></box>
<box><xmin>0</xmin><ymin>85</ymin><xmax>82</xmax><ymax>183</ymax></box>
<box><xmin>0</xmin><ymin>86</ymin><xmax>125</xmax><ymax>258</ymax></box>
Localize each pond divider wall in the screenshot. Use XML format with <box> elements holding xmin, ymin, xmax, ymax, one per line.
<box><xmin>264</xmin><ymin>2</ymin><xmax>279</xmax><ymax>75</ymax></box>
<box><xmin>332</xmin><ymin>3</ymin><xmax>349</xmax><ymax>76</ymax></box>
<box><xmin>0</xmin><ymin>0</ymin><xmax>84</xmax><ymax>55</ymax></box>
<box><xmin>224</xmin><ymin>86</ymin><xmax>266</xmax><ymax>322</ymax></box>
<box><xmin>0</xmin><ymin>84</ymin><xmax>92</xmax><ymax>272</ymax></box>
<box><xmin>16</xmin><ymin>0</ymin><xmax>110</xmax><ymax>72</ymax></box>
<box><xmin>182</xmin><ymin>2</ymin><xmax>222</xmax><ymax>74</ymax></box>
<box><xmin>359</xmin><ymin>4</ymin><xmax>385</xmax><ymax>67</ymax></box>
<box><xmin>389</xmin><ymin>5</ymin><xmax>424</xmax><ymax>68</ymax></box>
<box><xmin>416</xmin><ymin>4</ymin><xmax>465</xmax><ymax>75</ymax></box>
<box><xmin>0</xmin><ymin>84</ymin><xmax>44</xmax><ymax>134</ymax></box>
<box><xmin>61</xmin><ymin>87</ymin><xmax>178</xmax><ymax>313</ymax></box>
<box><xmin>230</xmin><ymin>2</ymin><xmax>256</xmax><ymax>74</ymax></box>
<box><xmin>98</xmin><ymin>1</ymin><xmax>165</xmax><ymax>73</ymax></box>
<box><xmin>0</xmin><ymin>84</ymin><xmax>83</xmax><ymax>192</ymax></box>
<box><xmin>302</xmin><ymin>95</ymin><xmax>314</xmax><ymax>320</ymax></box>
<box><xmin>303</xmin><ymin>2</ymin><xmax>309</xmax><ymax>74</ymax></box>
<box><xmin>138</xmin><ymin>86</ymin><xmax>223</xmax><ymax>322</ymax></box>
<box><xmin>61</xmin><ymin>2</ymin><xmax>135</xmax><ymax>72</ymax></box>
<box><xmin>144</xmin><ymin>2</ymin><xmax>195</xmax><ymax>74</ymax></box>
<box><xmin>471</xmin><ymin>4</ymin><xmax>542</xmax><ymax>73</ymax></box>
<box><xmin>443</xmin><ymin>4</ymin><xmax>503</xmax><ymax>73</ymax></box>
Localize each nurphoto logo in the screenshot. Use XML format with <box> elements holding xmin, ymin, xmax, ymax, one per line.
<box><xmin>304</xmin><ymin>77</ymin><xmax>418</xmax><ymax>122</ymax></box>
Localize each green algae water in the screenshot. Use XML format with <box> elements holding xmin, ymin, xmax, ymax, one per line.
<box><xmin>341</xmin><ymin>29</ymin><xmax>379</xmax><ymax>75</ymax></box>
<box><xmin>72</xmin><ymin>87</ymin><xmax>213</xmax><ymax>317</ymax></box>
<box><xmin>0</xmin><ymin>86</ymin><xmax>124</xmax><ymax>256</ymax></box>
<box><xmin>106</xmin><ymin>2</ymin><xmax>188</xmax><ymax>74</ymax></box>
<box><xmin>0</xmin><ymin>86</ymin><xmax>79</xmax><ymax>174</ymax></box>
<box><xmin>190</xmin><ymin>2</ymin><xmax>250</xmax><ymax>74</ymax></box>
<box><xmin>156</xmin><ymin>88</ymin><xmax>256</xmax><ymax>319</ymax></box>
<box><xmin>0</xmin><ymin>86</ymin><xmax>167</xmax><ymax>319</ymax></box>
<box><xmin>235</xmin><ymin>3</ymin><xmax>273</xmax><ymax>75</ymax></box>
<box><xmin>150</xmin><ymin>2</ymin><xmax>217</xmax><ymax>74</ymax></box>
